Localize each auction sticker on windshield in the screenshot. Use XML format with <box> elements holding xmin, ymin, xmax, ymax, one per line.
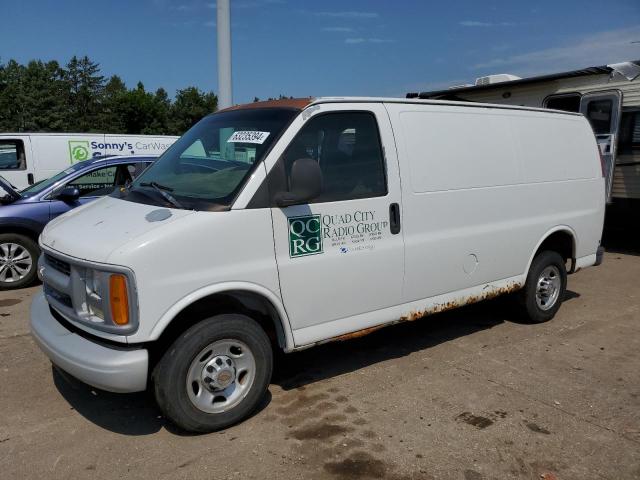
<box><xmin>227</xmin><ymin>131</ymin><xmax>270</xmax><ymax>144</ymax></box>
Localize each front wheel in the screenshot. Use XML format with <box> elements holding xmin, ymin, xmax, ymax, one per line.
<box><xmin>520</xmin><ymin>250</ymin><xmax>567</xmax><ymax>323</ymax></box>
<box><xmin>0</xmin><ymin>233</ymin><xmax>39</xmax><ymax>290</ymax></box>
<box><xmin>153</xmin><ymin>314</ymin><xmax>273</xmax><ymax>433</ymax></box>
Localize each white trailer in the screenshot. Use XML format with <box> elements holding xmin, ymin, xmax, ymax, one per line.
<box><xmin>0</xmin><ymin>133</ymin><xmax>178</xmax><ymax>189</ymax></box>
<box><xmin>411</xmin><ymin>61</ymin><xmax>640</xmax><ymax>206</ymax></box>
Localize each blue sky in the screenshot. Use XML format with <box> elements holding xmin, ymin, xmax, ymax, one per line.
<box><xmin>2</xmin><ymin>1</ymin><xmax>640</xmax><ymax>103</ymax></box>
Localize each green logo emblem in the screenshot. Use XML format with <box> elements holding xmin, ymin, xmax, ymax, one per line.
<box><xmin>288</xmin><ymin>214</ymin><xmax>323</xmax><ymax>258</ymax></box>
<box><xmin>68</xmin><ymin>140</ymin><xmax>90</xmax><ymax>163</ymax></box>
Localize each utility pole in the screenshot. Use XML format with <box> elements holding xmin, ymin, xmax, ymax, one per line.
<box><xmin>217</xmin><ymin>0</ymin><xmax>232</xmax><ymax>109</ymax></box>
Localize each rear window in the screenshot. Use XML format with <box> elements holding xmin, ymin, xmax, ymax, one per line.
<box><xmin>0</xmin><ymin>140</ymin><xmax>26</xmax><ymax>170</ymax></box>
<box><xmin>618</xmin><ymin>110</ymin><xmax>640</xmax><ymax>156</ymax></box>
<box><xmin>585</xmin><ymin>99</ymin><xmax>613</xmax><ymax>135</ymax></box>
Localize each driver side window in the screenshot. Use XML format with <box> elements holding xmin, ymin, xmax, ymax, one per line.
<box><xmin>269</xmin><ymin>112</ymin><xmax>387</xmax><ymax>204</ymax></box>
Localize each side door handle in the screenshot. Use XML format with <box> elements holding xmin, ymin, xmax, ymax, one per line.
<box><xmin>389</xmin><ymin>203</ymin><xmax>401</xmax><ymax>235</ymax></box>
<box><xmin>27</xmin><ymin>173</ymin><xmax>34</xmax><ymax>185</ymax></box>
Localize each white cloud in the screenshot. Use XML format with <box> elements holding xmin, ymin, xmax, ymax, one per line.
<box><xmin>172</xmin><ymin>4</ymin><xmax>194</xmax><ymax>11</ymax></box>
<box><xmin>322</xmin><ymin>27</ymin><xmax>355</xmax><ymax>32</ymax></box>
<box><xmin>473</xmin><ymin>26</ymin><xmax>640</xmax><ymax>75</ymax></box>
<box><xmin>345</xmin><ymin>37</ymin><xmax>394</xmax><ymax>45</ymax></box>
<box><xmin>316</xmin><ymin>11</ymin><xmax>379</xmax><ymax>19</ymax></box>
<box><xmin>459</xmin><ymin>20</ymin><xmax>516</xmax><ymax>27</ymax></box>
<box><xmin>204</xmin><ymin>20</ymin><xmax>216</xmax><ymax>28</ymax></box>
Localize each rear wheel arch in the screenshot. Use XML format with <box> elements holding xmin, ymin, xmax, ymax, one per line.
<box><xmin>525</xmin><ymin>227</ymin><xmax>577</xmax><ymax>276</ymax></box>
<box><xmin>149</xmin><ymin>286</ymin><xmax>292</xmax><ymax>367</ymax></box>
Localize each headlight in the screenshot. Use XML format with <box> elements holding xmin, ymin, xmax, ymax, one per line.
<box><xmin>81</xmin><ymin>269</ymin><xmax>133</xmax><ymax>329</ymax></box>
<box><xmin>85</xmin><ymin>269</ymin><xmax>108</xmax><ymax>320</ymax></box>
<box><xmin>41</xmin><ymin>251</ymin><xmax>138</xmax><ymax>335</ymax></box>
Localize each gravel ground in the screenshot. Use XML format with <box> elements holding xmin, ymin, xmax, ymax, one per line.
<box><xmin>0</xmin><ymin>249</ymin><xmax>638</xmax><ymax>480</ymax></box>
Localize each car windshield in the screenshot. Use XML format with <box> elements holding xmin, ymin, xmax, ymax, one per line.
<box><xmin>19</xmin><ymin>160</ymin><xmax>95</xmax><ymax>198</ymax></box>
<box><xmin>120</xmin><ymin>108</ymin><xmax>298</xmax><ymax>211</ymax></box>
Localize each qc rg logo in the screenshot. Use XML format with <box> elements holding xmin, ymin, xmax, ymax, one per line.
<box><xmin>288</xmin><ymin>214</ymin><xmax>323</xmax><ymax>258</ymax></box>
<box><xmin>68</xmin><ymin>140</ymin><xmax>90</xmax><ymax>163</ymax></box>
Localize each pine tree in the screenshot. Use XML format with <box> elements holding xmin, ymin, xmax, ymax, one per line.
<box><xmin>65</xmin><ymin>55</ymin><xmax>104</xmax><ymax>131</ymax></box>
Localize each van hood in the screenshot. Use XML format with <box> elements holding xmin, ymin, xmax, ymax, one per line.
<box><xmin>41</xmin><ymin>196</ymin><xmax>195</xmax><ymax>263</ymax></box>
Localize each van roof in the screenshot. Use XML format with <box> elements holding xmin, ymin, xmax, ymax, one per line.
<box><xmin>218</xmin><ymin>96</ymin><xmax>581</xmax><ymax>117</ymax></box>
<box><xmin>0</xmin><ymin>133</ymin><xmax>179</xmax><ymax>137</ymax></box>
<box><xmin>218</xmin><ymin>98</ymin><xmax>315</xmax><ymax>112</ymax></box>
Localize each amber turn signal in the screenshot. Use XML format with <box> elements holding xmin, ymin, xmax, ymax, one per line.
<box><xmin>109</xmin><ymin>274</ymin><xmax>129</xmax><ymax>326</ymax></box>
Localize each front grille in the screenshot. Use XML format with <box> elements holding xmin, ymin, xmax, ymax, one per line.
<box><xmin>45</xmin><ymin>254</ymin><xmax>71</xmax><ymax>276</ymax></box>
<box><xmin>44</xmin><ymin>283</ymin><xmax>72</xmax><ymax>308</ymax></box>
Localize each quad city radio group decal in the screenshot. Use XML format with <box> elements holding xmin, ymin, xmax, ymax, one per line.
<box><xmin>288</xmin><ymin>210</ymin><xmax>389</xmax><ymax>258</ymax></box>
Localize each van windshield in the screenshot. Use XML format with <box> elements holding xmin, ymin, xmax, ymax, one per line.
<box><xmin>121</xmin><ymin>108</ymin><xmax>298</xmax><ymax>210</ymax></box>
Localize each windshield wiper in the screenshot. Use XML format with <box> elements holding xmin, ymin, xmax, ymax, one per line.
<box><xmin>139</xmin><ymin>181</ymin><xmax>186</xmax><ymax>210</ymax></box>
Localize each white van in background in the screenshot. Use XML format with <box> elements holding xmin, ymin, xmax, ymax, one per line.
<box><xmin>0</xmin><ymin>133</ymin><xmax>178</xmax><ymax>189</ymax></box>
<box><xmin>31</xmin><ymin>98</ymin><xmax>605</xmax><ymax>433</ymax></box>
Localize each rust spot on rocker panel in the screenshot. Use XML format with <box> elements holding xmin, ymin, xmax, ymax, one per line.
<box><xmin>321</xmin><ymin>282</ymin><xmax>523</xmax><ymax>345</ymax></box>
<box><xmin>400</xmin><ymin>282</ymin><xmax>523</xmax><ymax>322</ymax></box>
<box><xmin>332</xmin><ymin>325</ymin><xmax>386</xmax><ymax>342</ymax></box>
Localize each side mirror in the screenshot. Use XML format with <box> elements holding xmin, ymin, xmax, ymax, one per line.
<box><xmin>274</xmin><ymin>158</ymin><xmax>323</xmax><ymax>207</ymax></box>
<box><xmin>57</xmin><ymin>186</ymin><xmax>80</xmax><ymax>202</ymax></box>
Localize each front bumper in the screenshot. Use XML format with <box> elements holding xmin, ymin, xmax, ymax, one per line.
<box><xmin>30</xmin><ymin>292</ymin><xmax>148</xmax><ymax>393</ymax></box>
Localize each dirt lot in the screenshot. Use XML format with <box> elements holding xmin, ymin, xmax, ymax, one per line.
<box><xmin>1</xmin><ymin>248</ymin><xmax>639</xmax><ymax>480</ymax></box>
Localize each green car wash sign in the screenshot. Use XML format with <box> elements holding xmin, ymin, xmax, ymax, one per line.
<box><xmin>68</xmin><ymin>140</ymin><xmax>90</xmax><ymax>162</ymax></box>
<box><xmin>288</xmin><ymin>215</ymin><xmax>323</xmax><ymax>258</ymax></box>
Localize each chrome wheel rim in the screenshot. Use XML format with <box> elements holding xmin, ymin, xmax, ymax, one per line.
<box><xmin>536</xmin><ymin>265</ymin><xmax>561</xmax><ymax>311</ymax></box>
<box><xmin>0</xmin><ymin>242</ymin><xmax>33</xmax><ymax>283</ymax></box>
<box><xmin>186</xmin><ymin>339</ymin><xmax>256</xmax><ymax>414</ymax></box>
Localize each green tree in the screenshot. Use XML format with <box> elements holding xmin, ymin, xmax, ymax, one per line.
<box><xmin>0</xmin><ymin>60</ymin><xmax>26</xmax><ymax>131</ymax></box>
<box><xmin>22</xmin><ymin>60</ymin><xmax>68</xmax><ymax>131</ymax></box>
<box><xmin>100</xmin><ymin>74</ymin><xmax>128</xmax><ymax>132</ymax></box>
<box><xmin>65</xmin><ymin>55</ymin><xmax>104</xmax><ymax>131</ymax></box>
<box><xmin>170</xmin><ymin>87</ymin><xmax>218</xmax><ymax>134</ymax></box>
<box><xmin>0</xmin><ymin>56</ymin><xmax>221</xmax><ymax>135</ymax></box>
<box><xmin>0</xmin><ymin>59</ymin><xmax>67</xmax><ymax>131</ymax></box>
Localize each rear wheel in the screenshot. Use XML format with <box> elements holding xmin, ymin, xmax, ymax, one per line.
<box><xmin>520</xmin><ymin>250</ymin><xmax>567</xmax><ymax>323</ymax></box>
<box><xmin>0</xmin><ymin>234</ymin><xmax>39</xmax><ymax>290</ymax></box>
<box><xmin>153</xmin><ymin>314</ymin><xmax>273</xmax><ymax>433</ymax></box>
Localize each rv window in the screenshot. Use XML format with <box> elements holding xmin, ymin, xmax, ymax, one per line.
<box><xmin>273</xmin><ymin>112</ymin><xmax>387</xmax><ymax>203</ymax></box>
<box><xmin>544</xmin><ymin>94</ymin><xmax>581</xmax><ymax>113</ymax></box>
<box><xmin>586</xmin><ymin>99</ymin><xmax>613</xmax><ymax>135</ymax></box>
<box><xmin>0</xmin><ymin>140</ymin><xmax>26</xmax><ymax>170</ymax></box>
<box><xmin>618</xmin><ymin>110</ymin><xmax>640</xmax><ymax>155</ymax></box>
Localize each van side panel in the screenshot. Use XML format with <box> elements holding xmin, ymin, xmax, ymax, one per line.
<box><xmin>385</xmin><ymin>103</ymin><xmax>604</xmax><ymax>305</ymax></box>
<box><xmin>30</xmin><ymin>135</ymin><xmax>106</xmax><ymax>181</ymax></box>
<box><xmin>513</xmin><ymin>114</ymin><xmax>599</xmax><ymax>183</ymax></box>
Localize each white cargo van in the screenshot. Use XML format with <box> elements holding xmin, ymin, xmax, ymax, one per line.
<box><xmin>0</xmin><ymin>133</ymin><xmax>178</xmax><ymax>189</ymax></box>
<box><xmin>30</xmin><ymin>98</ymin><xmax>605</xmax><ymax>432</ymax></box>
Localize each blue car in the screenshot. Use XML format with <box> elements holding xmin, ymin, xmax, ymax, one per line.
<box><xmin>0</xmin><ymin>155</ymin><xmax>156</xmax><ymax>289</ymax></box>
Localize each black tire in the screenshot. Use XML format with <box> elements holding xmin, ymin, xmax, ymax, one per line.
<box><xmin>520</xmin><ymin>250</ymin><xmax>567</xmax><ymax>323</ymax></box>
<box><xmin>0</xmin><ymin>233</ymin><xmax>40</xmax><ymax>290</ymax></box>
<box><xmin>153</xmin><ymin>314</ymin><xmax>273</xmax><ymax>433</ymax></box>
